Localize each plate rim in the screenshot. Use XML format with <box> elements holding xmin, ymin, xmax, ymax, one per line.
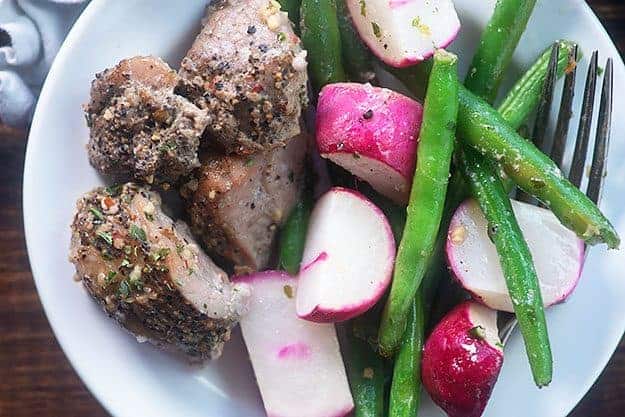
<box><xmin>22</xmin><ymin>1</ymin><xmax>625</xmax><ymax>416</ymax></box>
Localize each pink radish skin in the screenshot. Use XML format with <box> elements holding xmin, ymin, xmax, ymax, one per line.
<box><xmin>316</xmin><ymin>83</ymin><xmax>423</xmax><ymax>204</ymax></box>
<box><xmin>345</xmin><ymin>0</ymin><xmax>460</xmax><ymax>67</ymax></box>
<box><xmin>422</xmin><ymin>301</ymin><xmax>504</xmax><ymax>417</ymax></box>
<box><xmin>296</xmin><ymin>187</ymin><xmax>396</xmax><ymax>323</ymax></box>
<box><xmin>234</xmin><ymin>271</ymin><xmax>354</xmax><ymax>417</ymax></box>
<box><xmin>446</xmin><ymin>199</ymin><xmax>585</xmax><ymax>312</ymax></box>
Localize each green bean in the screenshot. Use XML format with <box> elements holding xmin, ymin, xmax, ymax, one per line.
<box><xmin>300</xmin><ymin>0</ymin><xmax>346</xmax><ymax>92</ymax></box>
<box><xmin>378</xmin><ymin>50</ymin><xmax>459</xmax><ymax>356</ymax></box>
<box><xmin>458</xmin><ymin>146</ymin><xmax>553</xmax><ymax>386</ymax></box>
<box><xmin>347</xmin><ymin>322</ymin><xmax>387</xmax><ymax>417</ymax></box>
<box><xmin>457</xmin><ymin>86</ymin><xmax>620</xmax><ymax>248</ymax></box>
<box><xmin>498</xmin><ymin>41</ymin><xmax>579</xmax><ymax>128</ymax></box>
<box><xmin>336</xmin><ymin>0</ymin><xmax>376</xmax><ymax>83</ymax></box>
<box><xmin>464</xmin><ymin>0</ymin><xmax>538</xmax><ymax>102</ymax></box>
<box><xmin>388</xmin><ymin>292</ymin><xmax>424</xmax><ymax>417</ymax></box>
<box><xmin>278</xmin><ymin>199</ymin><xmax>312</xmax><ymax>275</ymax></box>
<box><xmin>278</xmin><ymin>0</ymin><xmax>301</xmax><ymax>32</ymax></box>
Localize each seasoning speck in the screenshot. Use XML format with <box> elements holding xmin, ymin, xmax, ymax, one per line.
<box><xmin>97</xmin><ymin>231</ymin><xmax>113</xmax><ymax>245</ymax></box>
<box><xmin>283</xmin><ymin>285</ymin><xmax>294</xmax><ymax>299</ymax></box>
<box><xmin>130</xmin><ymin>224</ymin><xmax>147</xmax><ymax>243</ymax></box>
<box><xmin>363</xmin><ymin>109</ymin><xmax>373</xmax><ymax>119</ymax></box>
<box><xmin>247</xmin><ymin>25</ymin><xmax>256</xmax><ymax>34</ymax></box>
<box><xmin>371</xmin><ymin>22</ymin><xmax>382</xmax><ymax>39</ymax></box>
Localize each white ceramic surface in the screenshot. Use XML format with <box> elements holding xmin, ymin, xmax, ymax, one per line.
<box><xmin>23</xmin><ymin>1</ymin><xmax>625</xmax><ymax>416</ymax></box>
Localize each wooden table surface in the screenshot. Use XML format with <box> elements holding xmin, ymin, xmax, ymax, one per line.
<box><xmin>1</xmin><ymin>1</ymin><xmax>624</xmax><ymax>416</ymax></box>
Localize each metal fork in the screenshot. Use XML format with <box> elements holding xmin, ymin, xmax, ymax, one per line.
<box><xmin>499</xmin><ymin>43</ymin><xmax>614</xmax><ymax>344</ymax></box>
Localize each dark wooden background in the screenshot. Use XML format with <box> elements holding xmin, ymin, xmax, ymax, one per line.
<box><xmin>1</xmin><ymin>1</ymin><xmax>623</xmax><ymax>416</ymax></box>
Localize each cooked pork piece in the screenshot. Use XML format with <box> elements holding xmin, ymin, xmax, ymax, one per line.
<box><xmin>177</xmin><ymin>0</ymin><xmax>308</xmax><ymax>154</ymax></box>
<box><xmin>86</xmin><ymin>56</ymin><xmax>210</xmax><ymax>186</ymax></box>
<box><xmin>181</xmin><ymin>134</ymin><xmax>307</xmax><ymax>273</ymax></box>
<box><xmin>69</xmin><ymin>183</ymin><xmax>249</xmax><ymax>360</ymax></box>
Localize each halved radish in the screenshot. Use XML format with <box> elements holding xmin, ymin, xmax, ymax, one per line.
<box><xmin>346</xmin><ymin>0</ymin><xmax>460</xmax><ymax>67</ymax></box>
<box><xmin>235</xmin><ymin>271</ymin><xmax>354</xmax><ymax>417</ymax></box>
<box><xmin>316</xmin><ymin>83</ymin><xmax>423</xmax><ymax>204</ymax></box>
<box><xmin>446</xmin><ymin>199</ymin><xmax>585</xmax><ymax>312</ymax></box>
<box><xmin>422</xmin><ymin>301</ymin><xmax>504</xmax><ymax>417</ymax></box>
<box><xmin>296</xmin><ymin>187</ymin><xmax>396</xmax><ymax>322</ymax></box>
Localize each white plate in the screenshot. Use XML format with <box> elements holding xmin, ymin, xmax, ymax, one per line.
<box><xmin>23</xmin><ymin>1</ymin><xmax>625</xmax><ymax>416</ymax></box>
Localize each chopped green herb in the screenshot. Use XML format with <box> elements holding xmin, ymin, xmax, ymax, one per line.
<box><xmin>245</xmin><ymin>158</ymin><xmax>254</xmax><ymax>167</ymax></box>
<box><xmin>90</xmin><ymin>207</ymin><xmax>104</xmax><ymax>221</ymax></box>
<box><xmin>106</xmin><ymin>271</ymin><xmax>117</xmax><ymax>283</ymax></box>
<box><xmin>359</xmin><ymin>0</ymin><xmax>366</xmax><ymax>16</ymax></box>
<box><xmin>97</xmin><ymin>231</ymin><xmax>113</xmax><ymax>245</ymax></box>
<box><xmin>129</xmin><ymin>224</ymin><xmax>147</xmax><ymax>243</ymax></box>
<box><xmin>469</xmin><ymin>325</ymin><xmax>486</xmax><ymax>340</ymax></box>
<box><xmin>105</xmin><ymin>185</ymin><xmax>122</xmax><ymax>196</ymax></box>
<box><xmin>121</xmin><ymin>259</ymin><xmax>131</xmax><ymax>268</ymax></box>
<box><xmin>277</xmin><ymin>32</ymin><xmax>287</xmax><ymax>42</ymax></box>
<box><xmin>123</xmin><ymin>245</ymin><xmax>132</xmax><ymax>255</ymax></box>
<box><xmin>118</xmin><ymin>280</ymin><xmax>131</xmax><ymax>298</ymax></box>
<box><xmin>150</xmin><ymin>247</ymin><xmax>171</xmax><ymax>262</ymax></box>
<box><xmin>371</xmin><ymin>22</ymin><xmax>381</xmax><ymax>38</ymax></box>
<box><xmin>411</xmin><ymin>17</ymin><xmax>431</xmax><ymax>36</ymax></box>
<box><xmin>188</xmin><ymin>268</ymin><xmax>194</xmax><ymax>276</ymax></box>
<box><xmin>176</xmin><ymin>244</ymin><xmax>185</xmax><ymax>255</ymax></box>
<box><xmin>145</xmin><ymin>212</ymin><xmax>154</xmax><ymax>221</ymax></box>
<box><xmin>496</xmin><ymin>341</ymin><xmax>505</xmax><ymax>349</ymax></box>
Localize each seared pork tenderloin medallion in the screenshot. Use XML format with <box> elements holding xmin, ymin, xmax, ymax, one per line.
<box><xmin>177</xmin><ymin>0</ymin><xmax>308</xmax><ymax>154</ymax></box>
<box><xmin>69</xmin><ymin>183</ymin><xmax>249</xmax><ymax>360</ymax></box>
<box><xmin>181</xmin><ymin>134</ymin><xmax>307</xmax><ymax>274</ymax></box>
<box><xmin>85</xmin><ymin>56</ymin><xmax>210</xmax><ymax>186</ymax></box>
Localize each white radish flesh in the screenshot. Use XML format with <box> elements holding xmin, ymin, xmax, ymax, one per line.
<box><xmin>235</xmin><ymin>271</ymin><xmax>354</xmax><ymax>417</ymax></box>
<box><xmin>346</xmin><ymin>0</ymin><xmax>461</xmax><ymax>67</ymax></box>
<box><xmin>446</xmin><ymin>199</ymin><xmax>585</xmax><ymax>312</ymax></box>
<box><xmin>296</xmin><ymin>187</ymin><xmax>396</xmax><ymax>322</ymax></box>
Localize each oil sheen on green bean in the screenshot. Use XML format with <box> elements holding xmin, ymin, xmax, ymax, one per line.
<box><xmin>459</xmin><ymin>146</ymin><xmax>553</xmax><ymax>386</ymax></box>
<box><xmin>300</xmin><ymin>0</ymin><xmax>346</xmax><ymax>92</ymax></box>
<box><xmin>278</xmin><ymin>199</ymin><xmax>312</xmax><ymax>275</ymax></box>
<box><xmin>465</xmin><ymin>0</ymin><xmax>538</xmax><ymax>102</ymax></box>
<box><xmin>378</xmin><ymin>50</ymin><xmax>459</xmax><ymax>356</ymax></box>
<box><xmin>278</xmin><ymin>0</ymin><xmax>301</xmax><ymax>32</ymax></box>
<box><xmin>457</xmin><ymin>86</ymin><xmax>620</xmax><ymax>249</ymax></box>
<box><xmin>498</xmin><ymin>41</ymin><xmax>579</xmax><ymax>129</ymax></box>
<box><xmin>347</xmin><ymin>328</ymin><xmax>387</xmax><ymax>417</ymax></box>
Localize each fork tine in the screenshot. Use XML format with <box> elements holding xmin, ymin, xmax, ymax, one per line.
<box><xmin>532</xmin><ymin>43</ymin><xmax>560</xmax><ymax>153</ymax></box>
<box><xmin>587</xmin><ymin>58</ymin><xmax>613</xmax><ymax>205</ymax></box>
<box><xmin>517</xmin><ymin>43</ymin><xmax>560</xmax><ymax>204</ymax></box>
<box><xmin>569</xmin><ymin>51</ymin><xmax>599</xmax><ymax>187</ymax></box>
<box><xmin>550</xmin><ymin>45</ymin><xmax>578</xmax><ymax>168</ymax></box>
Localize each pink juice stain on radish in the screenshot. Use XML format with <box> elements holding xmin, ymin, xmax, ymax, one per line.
<box><xmin>277</xmin><ymin>343</ymin><xmax>311</xmax><ymax>360</ymax></box>
<box><xmin>301</xmin><ymin>251</ymin><xmax>329</xmax><ymax>272</ymax></box>
<box><xmin>389</xmin><ymin>0</ymin><xmax>414</xmax><ymax>8</ymax></box>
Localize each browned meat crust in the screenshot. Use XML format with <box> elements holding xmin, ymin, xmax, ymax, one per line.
<box><xmin>69</xmin><ymin>183</ymin><xmax>249</xmax><ymax>360</ymax></box>
<box><xmin>177</xmin><ymin>0</ymin><xmax>308</xmax><ymax>154</ymax></box>
<box><xmin>85</xmin><ymin>56</ymin><xmax>210</xmax><ymax>187</ymax></box>
<box><xmin>181</xmin><ymin>134</ymin><xmax>307</xmax><ymax>273</ymax></box>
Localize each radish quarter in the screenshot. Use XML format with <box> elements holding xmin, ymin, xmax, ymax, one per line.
<box><xmin>346</xmin><ymin>0</ymin><xmax>460</xmax><ymax>67</ymax></box>
<box><xmin>422</xmin><ymin>301</ymin><xmax>504</xmax><ymax>417</ymax></box>
<box><xmin>235</xmin><ymin>271</ymin><xmax>354</xmax><ymax>417</ymax></box>
<box><xmin>316</xmin><ymin>83</ymin><xmax>423</xmax><ymax>204</ymax></box>
<box><xmin>446</xmin><ymin>199</ymin><xmax>585</xmax><ymax>312</ymax></box>
<box><xmin>296</xmin><ymin>187</ymin><xmax>396</xmax><ymax>322</ymax></box>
